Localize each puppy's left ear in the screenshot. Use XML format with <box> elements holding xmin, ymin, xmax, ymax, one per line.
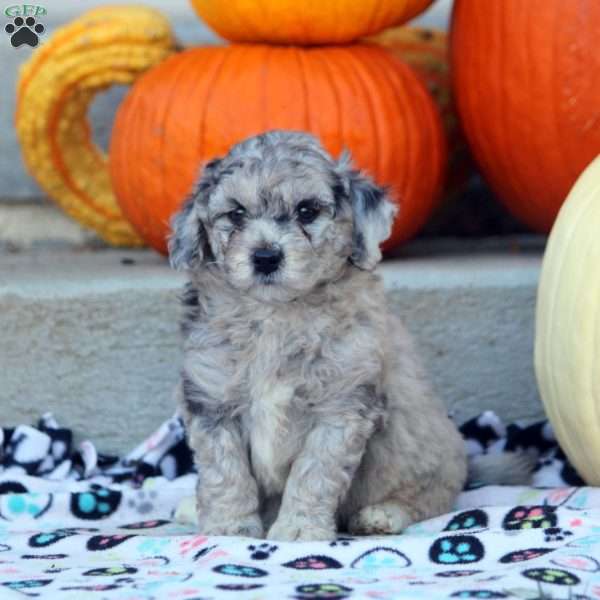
<box><xmin>168</xmin><ymin>158</ymin><xmax>222</xmax><ymax>271</ymax></box>
<box><xmin>168</xmin><ymin>197</ymin><xmax>208</xmax><ymax>271</ymax></box>
<box><xmin>336</xmin><ymin>153</ymin><xmax>398</xmax><ymax>270</ymax></box>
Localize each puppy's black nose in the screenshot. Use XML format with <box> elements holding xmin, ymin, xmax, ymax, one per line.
<box><xmin>253</xmin><ymin>247</ymin><xmax>283</xmax><ymax>275</ymax></box>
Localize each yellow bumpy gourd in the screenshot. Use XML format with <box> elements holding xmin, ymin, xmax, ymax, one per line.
<box><xmin>15</xmin><ymin>6</ymin><xmax>176</xmax><ymax>246</ymax></box>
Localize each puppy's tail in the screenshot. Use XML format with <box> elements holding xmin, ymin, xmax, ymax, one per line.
<box><xmin>467</xmin><ymin>451</ymin><xmax>537</xmax><ymax>486</ymax></box>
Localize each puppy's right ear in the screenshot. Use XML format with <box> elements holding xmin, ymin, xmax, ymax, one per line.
<box><xmin>168</xmin><ymin>159</ymin><xmax>221</xmax><ymax>271</ymax></box>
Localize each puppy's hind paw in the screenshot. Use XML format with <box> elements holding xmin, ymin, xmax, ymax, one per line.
<box><xmin>267</xmin><ymin>516</ymin><xmax>335</xmax><ymax>542</ymax></box>
<box><xmin>200</xmin><ymin>513</ymin><xmax>264</xmax><ymax>538</ymax></box>
<box><xmin>348</xmin><ymin>503</ymin><xmax>411</xmax><ymax>536</ymax></box>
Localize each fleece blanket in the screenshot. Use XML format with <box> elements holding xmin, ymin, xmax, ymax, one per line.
<box><xmin>1</xmin><ymin>413</ymin><xmax>599</xmax><ymax>600</ymax></box>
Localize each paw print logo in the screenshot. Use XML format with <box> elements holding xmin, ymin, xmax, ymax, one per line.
<box><xmin>5</xmin><ymin>16</ymin><xmax>45</xmax><ymax>47</ymax></box>
<box><xmin>248</xmin><ymin>543</ymin><xmax>278</xmax><ymax>560</ymax></box>
<box><xmin>429</xmin><ymin>535</ymin><xmax>485</xmax><ymax>565</ymax></box>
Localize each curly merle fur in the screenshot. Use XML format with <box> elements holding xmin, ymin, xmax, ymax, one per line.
<box><xmin>169</xmin><ymin>131</ymin><xmax>522</xmax><ymax>541</ymax></box>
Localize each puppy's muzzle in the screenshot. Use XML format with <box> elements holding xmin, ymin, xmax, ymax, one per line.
<box><xmin>252</xmin><ymin>247</ymin><xmax>283</xmax><ymax>275</ymax></box>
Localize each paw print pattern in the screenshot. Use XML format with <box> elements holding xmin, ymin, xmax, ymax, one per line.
<box><xmin>83</xmin><ymin>566</ymin><xmax>138</xmax><ymax>577</ymax></box>
<box><xmin>551</xmin><ymin>554</ymin><xmax>600</xmax><ymax>573</ymax></box>
<box><xmin>248</xmin><ymin>543</ymin><xmax>278</xmax><ymax>560</ymax></box>
<box><xmin>499</xmin><ymin>547</ymin><xmax>554</xmax><ymax>563</ymax></box>
<box><xmin>350</xmin><ymin>547</ymin><xmax>411</xmax><ymax>570</ymax></box>
<box><xmin>283</xmin><ymin>555</ymin><xmax>343</xmax><ymax>570</ymax></box>
<box><xmin>0</xmin><ymin>491</ymin><xmax>53</xmax><ymax>520</ymax></box>
<box><xmin>502</xmin><ymin>505</ymin><xmax>557</xmax><ymax>531</ymax></box>
<box><xmin>522</xmin><ymin>567</ymin><xmax>581</xmax><ymax>586</ymax></box>
<box><xmin>330</xmin><ymin>537</ymin><xmax>354</xmax><ymax>547</ymax></box>
<box><xmin>193</xmin><ymin>544</ymin><xmax>218</xmax><ymax>561</ymax></box>
<box><xmin>293</xmin><ymin>583</ymin><xmax>353</xmax><ymax>600</ymax></box>
<box><xmin>137</xmin><ymin>536</ymin><xmax>172</xmax><ymax>558</ymax></box>
<box><xmin>445</xmin><ymin>510</ymin><xmax>489</xmax><ymax>532</ymax></box>
<box><xmin>2</xmin><ymin>579</ymin><xmax>52</xmax><ymax>591</ymax></box>
<box><xmin>429</xmin><ymin>535</ymin><xmax>485</xmax><ymax>565</ymax></box>
<box><xmin>5</xmin><ymin>16</ymin><xmax>45</xmax><ymax>47</ymax></box>
<box><xmin>451</xmin><ymin>591</ymin><xmax>508</xmax><ymax>599</ymax></box>
<box><xmin>61</xmin><ymin>584</ymin><xmax>121</xmax><ymax>592</ymax></box>
<box><xmin>216</xmin><ymin>583</ymin><xmax>265</xmax><ymax>591</ymax></box>
<box><xmin>29</xmin><ymin>527</ymin><xmax>97</xmax><ymax>548</ymax></box>
<box><xmin>544</xmin><ymin>527</ymin><xmax>573</xmax><ymax>542</ymax></box>
<box><xmin>436</xmin><ymin>570</ymin><xmax>482</xmax><ymax>578</ymax></box>
<box><xmin>71</xmin><ymin>486</ymin><xmax>121</xmax><ymax>520</ymax></box>
<box><xmin>126</xmin><ymin>489</ymin><xmax>157</xmax><ymax>515</ymax></box>
<box><xmin>120</xmin><ymin>519</ymin><xmax>170</xmax><ymax>530</ymax></box>
<box><xmin>212</xmin><ymin>564</ymin><xmax>268</xmax><ymax>577</ymax></box>
<box><xmin>87</xmin><ymin>534</ymin><xmax>136</xmax><ymax>551</ymax></box>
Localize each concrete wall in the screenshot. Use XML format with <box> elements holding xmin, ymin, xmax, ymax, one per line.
<box><xmin>0</xmin><ymin>0</ymin><xmax>453</xmax><ymax>200</ymax></box>
<box><xmin>0</xmin><ymin>240</ymin><xmax>545</xmax><ymax>453</ymax></box>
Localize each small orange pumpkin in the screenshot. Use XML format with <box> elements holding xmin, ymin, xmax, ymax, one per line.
<box><xmin>189</xmin><ymin>0</ymin><xmax>434</xmax><ymax>45</ymax></box>
<box><xmin>451</xmin><ymin>0</ymin><xmax>600</xmax><ymax>232</ymax></box>
<box><xmin>109</xmin><ymin>44</ymin><xmax>446</xmax><ymax>254</ymax></box>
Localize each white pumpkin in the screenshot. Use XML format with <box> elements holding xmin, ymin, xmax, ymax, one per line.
<box><xmin>535</xmin><ymin>155</ymin><xmax>600</xmax><ymax>485</ymax></box>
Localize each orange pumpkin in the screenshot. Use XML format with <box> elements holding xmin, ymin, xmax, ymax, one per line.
<box><xmin>189</xmin><ymin>0</ymin><xmax>434</xmax><ymax>45</ymax></box>
<box><xmin>109</xmin><ymin>44</ymin><xmax>446</xmax><ymax>254</ymax></box>
<box><xmin>451</xmin><ymin>0</ymin><xmax>600</xmax><ymax>232</ymax></box>
<box><xmin>368</xmin><ymin>26</ymin><xmax>472</xmax><ymax>198</ymax></box>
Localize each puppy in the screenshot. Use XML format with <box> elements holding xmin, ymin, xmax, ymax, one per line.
<box><xmin>169</xmin><ymin>130</ymin><xmax>468</xmax><ymax>541</ymax></box>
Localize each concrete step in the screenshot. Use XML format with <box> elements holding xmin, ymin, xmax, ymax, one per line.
<box><xmin>0</xmin><ymin>238</ymin><xmax>545</xmax><ymax>453</ymax></box>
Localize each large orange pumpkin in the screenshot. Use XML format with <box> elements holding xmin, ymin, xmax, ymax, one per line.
<box><xmin>368</xmin><ymin>26</ymin><xmax>473</xmax><ymax>199</ymax></box>
<box><xmin>109</xmin><ymin>44</ymin><xmax>446</xmax><ymax>254</ymax></box>
<box><xmin>189</xmin><ymin>0</ymin><xmax>434</xmax><ymax>45</ymax></box>
<box><xmin>451</xmin><ymin>0</ymin><xmax>600</xmax><ymax>232</ymax></box>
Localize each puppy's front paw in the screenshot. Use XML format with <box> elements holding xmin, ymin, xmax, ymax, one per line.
<box><xmin>200</xmin><ymin>513</ymin><xmax>264</xmax><ymax>538</ymax></box>
<box><xmin>267</xmin><ymin>516</ymin><xmax>335</xmax><ymax>542</ymax></box>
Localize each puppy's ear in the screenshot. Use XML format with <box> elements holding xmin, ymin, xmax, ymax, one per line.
<box><xmin>168</xmin><ymin>159</ymin><xmax>221</xmax><ymax>271</ymax></box>
<box><xmin>336</xmin><ymin>152</ymin><xmax>397</xmax><ymax>271</ymax></box>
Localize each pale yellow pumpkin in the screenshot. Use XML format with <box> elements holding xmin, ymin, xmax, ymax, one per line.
<box><xmin>535</xmin><ymin>155</ymin><xmax>600</xmax><ymax>485</ymax></box>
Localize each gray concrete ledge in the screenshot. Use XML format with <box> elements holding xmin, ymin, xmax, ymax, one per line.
<box><xmin>0</xmin><ymin>240</ymin><xmax>545</xmax><ymax>452</ymax></box>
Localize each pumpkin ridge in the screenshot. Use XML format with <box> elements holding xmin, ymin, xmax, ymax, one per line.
<box><xmin>314</xmin><ymin>49</ymin><xmax>343</xmax><ymax>153</ymax></box>
<box><xmin>196</xmin><ymin>48</ymin><xmax>231</xmax><ymax>182</ymax></box>
<box><xmin>340</xmin><ymin>46</ymin><xmax>381</xmax><ymax>178</ymax></box>
<box><xmin>157</xmin><ymin>49</ymin><xmax>204</xmax><ymax>239</ymax></box>
<box><xmin>294</xmin><ymin>48</ymin><xmax>312</xmax><ymax>132</ymax></box>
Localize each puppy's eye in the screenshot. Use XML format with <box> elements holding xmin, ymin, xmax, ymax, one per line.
<box><xmin>227</xmin><ymin>206</ymin><xmax>246</xmax><ymax>227</ymax></box>
<box><xmin>296</xmin><ymin>199</ymin><xmax>320</xmax><ymax>225</ymax></box>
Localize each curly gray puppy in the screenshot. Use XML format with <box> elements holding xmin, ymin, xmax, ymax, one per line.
<box><xmin>169</xmin><ymin>131</ymin><xmax>494</xmax><ymax>541</ymax></box>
